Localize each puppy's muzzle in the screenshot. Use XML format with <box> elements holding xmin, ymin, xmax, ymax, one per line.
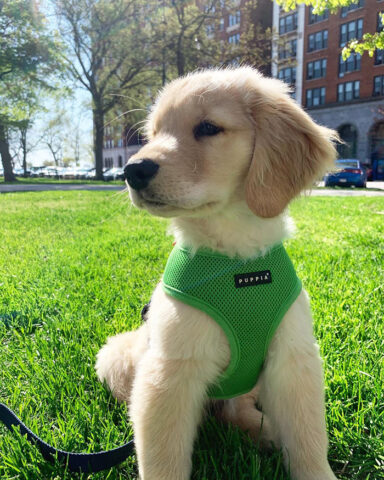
<box><xmin>124</xmin><ymin>159</ymin><xmax>159</xmax><ymax>190</ymax></box>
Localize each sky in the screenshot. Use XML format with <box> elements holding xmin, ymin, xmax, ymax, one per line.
<box><xmin>28</xmin><ymin>88</ymin><xmax>93</xmax><ymax>167</ymax></box>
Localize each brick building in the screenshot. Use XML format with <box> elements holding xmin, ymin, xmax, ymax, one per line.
<box><xmin>273</xmin><ymin>0</ymin><xmax>384</xmax><ymax>172</ymax></box>
<box><xmin>103</xmin><ymin>124</ymin><xmax>142</xmax><ymax>170</ymax></box>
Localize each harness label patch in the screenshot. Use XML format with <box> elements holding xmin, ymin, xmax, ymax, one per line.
<box><xmin>234</xmin><ymin>270</ymin><xmax>272</xmax><ymax>288</ymax></box>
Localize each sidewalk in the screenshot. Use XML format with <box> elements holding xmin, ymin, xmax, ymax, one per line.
<box><xmin>312</xmin><ymin>181</ymin><xmax>384</xmax><ymax>196</ymax></box>
<box><xmin>1</xmin><ymin>182</ymin><xmax>384</xmax><ymax>196</ymax></box>
<box><xmin>0</xmin><ymin>183</ymin><xmax>125</xmax><ymax>193</ymax></box>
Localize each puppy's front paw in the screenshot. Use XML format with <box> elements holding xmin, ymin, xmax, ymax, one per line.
<box><xmin>95</xmin><ymin>331</ymin><xmax>137</xmax><ymax>403</ymax></box>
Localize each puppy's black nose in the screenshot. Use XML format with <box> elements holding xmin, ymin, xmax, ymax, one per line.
<box><xmin>124</xmin><ymin>159</ymin><xmax>159</xmax><ymax>190</ymax></box>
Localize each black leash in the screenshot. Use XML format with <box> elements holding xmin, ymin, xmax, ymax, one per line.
<box><xmin>0</xmin><ymin>403</ymin><xmax>134</xmax><ymax>472</ymax></box>
<box><xmin>0</xmin><ymin>303</ymin><xmax>153</xmax><ymax>472</ymax></box>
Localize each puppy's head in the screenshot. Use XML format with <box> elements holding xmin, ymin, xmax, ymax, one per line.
<box><xmin>125</xmin><ymin>67</ymin><xmax>337</xmax><ymax>219</ymax></box>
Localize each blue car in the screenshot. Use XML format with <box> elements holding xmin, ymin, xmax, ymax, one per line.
<box><xmin>324</xmin><ymin>159</ymin><xmax>367</xmax><ymax>188</ymax></box>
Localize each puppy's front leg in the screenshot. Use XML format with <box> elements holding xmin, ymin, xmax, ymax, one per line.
<box><xmin>130</xmin><ymin>353</ymin><xmax>220</xmax><ymax>480</ymax></box>
<box><xmin>260</xmin><ymin>290</ymin><xmax>337</xmax><ymax>480</ymax></box>
<box><xmin>130</xmin><ymin>287</ymin><xmax>229</xmax><ymax>480</ymax></box>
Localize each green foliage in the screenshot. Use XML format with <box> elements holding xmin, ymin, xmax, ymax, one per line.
<box><xmin>0</xmin><ymin>192</ymin><xmax>383</xmax><ymax>479</ymax></box>
<box><xmin>105</xmin><ymin>0</ymin><xmax>272</xmax><ymax>142</ymax></box>
<box><xmin>277</xmin><ymin>0</ymin><xmax>354</xmax><ymax>14</ymax></box>
<box><xmin>0</xmin><ymin>0</ymin><xmax>65</xmax><ymax>181</ymax></box>
<box><xmin>55</xmin><ymin>0</ymin><xmax>152</xmax><ymax>114</ymax></box>
<box><xmin>343</xmin><ymin>14</ymin><xmax>384</xmax><ymax>59</ymax></box>
<box><xmin>277</xmin><ymin>0</ymin><xmax>384</xmax><ymax>55</ymax></box>
<box><xmin>0</xmin><ymin>0</ymin><xmax>63</xmax><ymax>125</ymax></box>
<box><xmin>0</xmin><ymin>0</ymin><xmax>58</xmax><ymax>82</ymax></box>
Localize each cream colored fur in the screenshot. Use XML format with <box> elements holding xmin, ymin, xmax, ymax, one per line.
<box><xmin>95</xmin><ymin>67</ymin><xmax>338</xmax><ymax>480</ymax></box>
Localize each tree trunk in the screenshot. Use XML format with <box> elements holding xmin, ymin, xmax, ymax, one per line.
<box><xmin>176</xmin><ymin>35</ymin><xmax>185</xmax><ymax>77</ymax></box>
<box><xmin>93</xmin><ymin>106</ymin><xmax>104</xmax><ymax>180</ymax></box>
<box><xmin>20</xmin><ymin>127</ymin><xmax>28</xmax><ymax>177</ymax></box>
<box><xmin>0</xmin><ymin>124</ymin><xmax>16</xmax><ymax>182</ymax></box>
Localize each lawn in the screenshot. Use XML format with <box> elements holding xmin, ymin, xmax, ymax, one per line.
<box><xmin>0</xmin><ymin>191</ymin><xmax>383</xmax><ymax>480</ymax></box>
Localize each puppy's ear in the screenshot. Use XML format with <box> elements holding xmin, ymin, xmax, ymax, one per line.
<box><xmin>245</xmin><ymin>85</ymin><xmax>337</xmax><ymax>218</ymax></box>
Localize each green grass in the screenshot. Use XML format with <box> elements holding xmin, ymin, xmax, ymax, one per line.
<box><xmin>0</xmin><ymin>192</ymin><xmax>383</xmax><ymax>480</ymax></box>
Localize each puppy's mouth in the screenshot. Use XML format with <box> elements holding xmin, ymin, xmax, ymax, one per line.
<box><xmin>139</xmin><ymin>193</ymin><xmax>174</xmax><ymax>209</ymax></box>
<box><xmin>141</xmin><ymin>197</ymin><xmax>169</xmax><ymax>208</ymax></box>
<box><xmin>134</xmin><ymin>191</ymin><xmax>220</xmax><ymax>217</ymax></box>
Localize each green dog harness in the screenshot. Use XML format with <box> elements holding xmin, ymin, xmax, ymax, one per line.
<box><xmin>162</xmin><ymin>243</ymin><xmax>302</xmax><ymax>400</ymax></box>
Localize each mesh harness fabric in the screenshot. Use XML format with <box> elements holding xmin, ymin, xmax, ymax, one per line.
<box><xmin>162</xmin><ymin>243</ymin><xmax>302</xmax><ymax>399</ymax></box>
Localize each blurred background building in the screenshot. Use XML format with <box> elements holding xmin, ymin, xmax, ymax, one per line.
<box><xmin>273</xmin><ymin>0</ymin><xmax>384</xmax><ymax>173</ymax></box>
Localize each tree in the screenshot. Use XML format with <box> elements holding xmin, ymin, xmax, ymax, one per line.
<box><xmin>54</xmin><ymin>0</ymin><xmax>156</xmax><ymax>180</ymax></box>
<box><xmin>106</xmin><ymin>0</ymin><xmax>272</xmax><ymax>141</ymax></box>
<box><xmin>276</xmin><ymin>0</ymin><xmax>384</xmax><ymax>56</ymax></box>
<box><xmin>8</xmin><ymin>96</ymin><xmax>44</xmax><ymax>176</ymax></box>
<box><xmin>0</xmin><ymin>80</ymin><xmax>39</xmax><ymax>181</ymax></box>
<box><xmin>41</xmin><ymin>111</ymin><xmax>68</xmax><ymax>167</ymax></box>
<box><xmin>142</xmin><ymin>0</ymin><xmax>271</xmax><ymax>82</ymax></box>
<box><xmin>9</xmin><ymin>119</ymin><xmax>35</xmax><ymax>176</ymax></box>
<box><xmin>0</xmin><ymin>0</ymin><xmax>63</xmax><ymax>182</ymax></box>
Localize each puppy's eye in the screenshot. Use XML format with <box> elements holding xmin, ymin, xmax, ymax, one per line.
<box><xmin>193</xmin><ymin>121</ymin><xmax>223</xmax><ymax>139</ymax></box>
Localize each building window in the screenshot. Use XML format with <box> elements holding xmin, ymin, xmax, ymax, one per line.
<box><xmin>118</xmin><ymin>155</ymin><xmax>123</xmax><ymax>168</ymax></box>
<box><xmin>228</xmin><ymin>11</ymin><xmax>241</xmax><ymax>27</ymax></box>
<box><xmin>377</xmin><ymin>12</ymin><xmax>384</xmax><ymax>31</ymax></box>
<box><xmin>341</xmin><ymin>0</ymin><xmax>364</xmax><ymax>17</ymax></box>
<box><xmin>369</xmin><ymin>122</ymin><xmax>384</xmax><ymax>178</ymax></box>
<box><xmin>339</xmin><ymin>53</ymin><xmax>361</xmax><ymax>76</ymax></box>
<box><xmin>373</xmin><ymin>75</ymin><xmax>384</xmax><ymax>96</ymax></box>
<box><xmin>206</xmin><ymin>24</ymin><xmax>214</xmax><ymax>36</ymax></box>
<box><xmin>279</xmin><ymin>12</ymin><xmax>298</xmax><ymax>34</ymax></box>
<box><xmin>204</xmin><ymin>4</ymin><xmax>215</xmax><ymax>13</ymax></box>
<box><xmin>375</xmin><ymin>49</ymin><xmax>384</xmax><ymax>65</ymax></box>
<box><xmin>307</xmin><ymin>59</ymin><xmax>327</xmax><ymax>80</ymax></box>
<box><xmin>308</xmin><ymin>30</ymin><xmax>328</xmax><ymax>52</ymax></box>
<box><xmin>308</xmin><ymin>7</ymin><xmax>329</xmax><ymax>24</ymax></box>
<box><xmin>306</xmin><ymin>87</ymin><xmax>326</xmax><ymax>107</ymax></box>
<box><xmin>228</xmin><ymin>33</ymin><xmax>240</xmax><ymax>44</ymax></box>
<box><xmin>374</xmin><ymin>14</ymin><xmax>384</xmax><ymax>64</ymax></box>
<box><xmin>278</xmin><ymin>67</ymin><xmax>296</xmax><ymax>85</ymax></box>
<box><xmin>340</xmin><ymin>19</ymin><xmax>363</xmax><ymax>47</ymax></box>
<box><xmin>337</xmin><ymin>81</ymin><xmax>360</xmax><ymax>102</ymax></box>
<box><xmin>219</xmin><ymin>18</ymin><xmax>224</xmax><ymax>31</ymax></box>
<box><xmin>104</xmin><ymin>157</ymin><xmax>113</xmax><ymax>169</ymax></box>
<box><xmin>279</xmin><ymin>39</ymin><xmax>297</xmax><ymax>59</ymax></box>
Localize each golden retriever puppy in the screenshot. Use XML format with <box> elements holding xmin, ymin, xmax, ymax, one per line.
<box><xmin>96</xmin><ymin>67</ymin><xmax>338</xmax><ymax>480</ymax></box>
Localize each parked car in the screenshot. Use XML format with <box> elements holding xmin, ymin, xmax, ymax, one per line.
<box><xmin>73</xmin><ymin>168</ymin><xmax>92</xmax><ymax>180</ymax></box>
<box><xmin>14</xmin><ymin>167</ymin><xmax>31</xmax><ymax>177</ymax></box>
<box><xmin>324</xmin><ymin>159</ymin><xmax>367</xmax><ymax>188</ymax></box>
<box><xmin>0</xmin><ymin>168</ymin><xmax>3</xmax><ymax>177</ymax></box>
<box><xmin>85</xmin><ymin>168</ymin><xmax>96</xmax><ymax>180</ymax></box>
<box><xmin>30</xmin><ymin>166</ymin><xmax>46</xmax><ymax>177</ymax></box>
<box><xmin>103</xmin><ymin>167</ymin><xmax>125</xmax><ymax>181</ymax></box>
<box><xmin>42</xmin><ymin>166</ymin><xmax>64</xmax><ymax>178</ymax></box>
<box><xmin>84</xmin><ymin>168</ymin><xmax>107</xmax><ymax>180</ymax></box>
